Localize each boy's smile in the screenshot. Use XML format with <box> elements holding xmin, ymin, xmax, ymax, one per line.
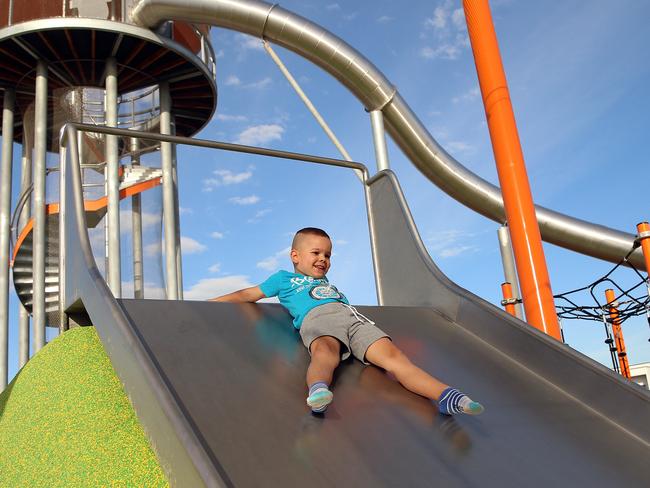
<box><xmin>291</xmin><ymin>235</ymin><xmax>332</xmax><ymax>278</ymax></box>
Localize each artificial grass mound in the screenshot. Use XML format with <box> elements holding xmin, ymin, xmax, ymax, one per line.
<box><xmin>0</xmin><ymin>326</ymin><xmax>168</xmax><ymax>487</ymax></box>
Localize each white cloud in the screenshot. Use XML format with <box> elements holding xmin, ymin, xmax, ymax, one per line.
<box><xmin>179</xmin><ymin>207</ymin><xmax>193</xmax><ymax>215</ymax></box>
<box><xmin>245</xmin><ymin>77</ymin><xmax>272</xmax><ymax>90</ymax></box>
<box><xmin>211</xmin><ymin>231</ymin><xmax>225</xmax><ymax>239</ymax></box>
<box><xmin>183</xmin><ymin>275</ymin><xmax>254</xmax><ymax>300</ymax></box>
<box><xmin>421</xmin><ymin>1</ymin><xmax>469</xmax><ymax>61</ymax></box>
<box><xmin>215</xmin><ymin>113</ymin><xmax>248</xmax><ymax>122</ymax></box>
<box><xmin>119</xmin><ymin>210</ymin><xmax>160</xmax><ymax>233</ymax></box>
<box><xmin>420</xmin><ymin>44</ymin><xmax>461</xmax><ymax>61</ymax></box>
<box><xmin>335</xmin><ymin>239</ymin><xmax>348</xmax><ymax>246</ymax></box>
<box><xmin>121</xmin><ymin>280</ymin><xmax>166</xmax><ymax>299</ymax></box>
<box><xmin>224</xmin><ymin>75</ymin><xmax>241</xmax><ymax>86</ymax></box>
<box><xmin>229</xmin><ymin>195</ymin><xmax>260</xmax><ymax>205</ymax></box>
<box><xmin>215</xmin><ymin>49</ymin><xmax>224</xmax><ymax>59</ymax></box>
<box><xmin>452</xmin><ymin>86</ymin><xmax>480</xmax><ymax>104</ymax></box>
<box><xmin>377</xmin><ymin>15</ymin><xmax>393</xmax><ymax>23</ymax></box>
<box><xmin>203</xmin><ymin>168</ymin><xmax>253</xmax><ymax>191</ymax></box>
<box><xmin>208</xmin><ymin>263</ymin><xmax>221</xmax><ymax>273</ymax></box>
<box><xmin>145</xmin><ymin>242</ymin><xmax>161</xmax><ymax>257</ymax></box>
<box><xmin>145</xmin><ymin>237</ymin><xmax>207</xmax><ymax>256</ymax></box>
<box><xmin>427</xmin><ymin>229</ymin><xmax>479</xmax><ymax>258</ymax></box>
<box><xmin>446</xmin><ymin>141</ymin><xmax>474</xmax><ymax>154</ymax></box>
<box><xmin>257</xmin><ymin>247</ymin><xmax>291</xmax><ymax>272</ymax></box>
<box><xmin>248</xmin><ymin>208</ymin><xmax>272</xmax><ymax>223</ymax></box>
<box><xmin>326</xmin><ymin>3</ymin><xmax>341</xmax><ymax>10</ymax></box>
<box><xmin>181</xmin><ymin>236</ymin><xmax>207</xmax><ymax>254</ymax></box>
<box><xmin>236</xmin><ymin>33</ymin><xmax>264</xmax><ymax>51</ymax></box>
<box><xmin>235</xmin><ymin>124</ymin><xmax>284</xmax><ymax>145</ymax></box>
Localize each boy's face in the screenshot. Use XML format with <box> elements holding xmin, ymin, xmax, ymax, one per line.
<box><xmin>290</xmin><ymin>235</ymin><xmax>332</xmax><ymax>278</ymax></box>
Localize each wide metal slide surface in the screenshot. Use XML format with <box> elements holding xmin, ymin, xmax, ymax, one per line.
<box><xmin>118</xmin><ymin>298</ymin><xmax>650</xmax><ymax>487</ymax></box>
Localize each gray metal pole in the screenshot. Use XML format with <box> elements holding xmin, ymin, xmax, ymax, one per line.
<box><xmin>159</xmin><ymin>82</ymin><xmax>178</xmax><ymax>299</ymax></box>
<box><xmin>105</xmin><ymin>57</ymin><xmax>122</xmax><ymax>297</ymax></box>
<box><xmin>171</xmin><ymin>119</ymin><xmax>183</xmax><ymax>299</ymax></box>
<box><xmin>130</xmin><ymin>137</ymin><xmax>144</xmax><ymax>299</ymax></box>
<box><xmin>18</xmin><ymin>115</ymin><xmax>32</xmax><ymax>366</ymax></box>
<box><xmin>369</xmin><ymin>110</ymin><xmax>390</xmax><ymax>172</ymax></box>
<box><xmin>497</xmin><ymin>225</ymin><xmax>524</xmax><ymax>320</ymax></box>
<box><xmin>0</xmin><ymin>88</ymin><xmax>15</xmax><ymax>389</ymax></box>
<box><xmin>33</xmin><ymin>61</ymin><xmax>48</xmax><ymax>352</ymax></box>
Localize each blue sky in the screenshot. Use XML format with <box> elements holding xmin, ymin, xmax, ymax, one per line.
<box><xmin>6</xmin><ymin>0</ymin><xmax>650</xmax><ymax>381</ymax></box>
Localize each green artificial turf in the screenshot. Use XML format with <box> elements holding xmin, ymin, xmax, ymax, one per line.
<box><xmin>0</xmin><ymin>326</ymin><xmax>168</xmax><ymax>487</ymax></box>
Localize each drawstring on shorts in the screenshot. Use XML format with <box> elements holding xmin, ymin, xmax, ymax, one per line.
<box><xmin>342</xmin><ymin>303</ymin><xmax>376</xmax><ymax>325</ymax></box>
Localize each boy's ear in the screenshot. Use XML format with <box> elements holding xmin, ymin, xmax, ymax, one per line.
<box><xmin>290</xmin><ymin>248</ymin><xmax>299</xmax><ymax>264</ymax></box>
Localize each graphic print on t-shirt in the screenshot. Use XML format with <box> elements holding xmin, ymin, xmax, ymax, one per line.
<box><xmin>309</xmin><ymin>283</ymin><xmax>343</xmax><ymax>300</ymax></box>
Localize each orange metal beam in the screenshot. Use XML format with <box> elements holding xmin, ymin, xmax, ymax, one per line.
<box><xmin>11</xmin><ymin>177</ymin><xmax>161</xmax><ymax>265</ymax></box>
<box><xmin>500</xmin><ymin>282</ymin><xmax>517</xmax><ymax>316</ymax></box>
<box><xmin>636</xmin><ymin>222</ymin><xmax>650</xmax><ymax>276</ymax></box>
<box><xmin>463</xmin><ymin>0</ymin><xmax>561</xmax><ymax>340</ymax></box>
<box><xmin>604</xmin><ymin>289</ymin><xmax>631</xmax><ymax>379</ymax></box>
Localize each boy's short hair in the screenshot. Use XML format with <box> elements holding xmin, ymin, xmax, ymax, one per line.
<box><xmin>292</xmin><ymin>227</ymin><xmax>330</xmax><ymax>249</ymax></box>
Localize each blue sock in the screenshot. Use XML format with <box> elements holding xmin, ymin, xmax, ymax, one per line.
<box><xmin>437</xmin><ymin>387</ymin><xmax>484</xmax><ymax>416</ymax></box>
<box><xmin>307</xmin><ymin>382</ymin><xmax>333</xmax><ymax>413</ymax></box>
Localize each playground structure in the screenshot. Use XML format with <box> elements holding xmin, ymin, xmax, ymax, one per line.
<box><xmin>1</xmin><ymin>0</ymin><xmax>649</xmax><ymax>486</ymax></box>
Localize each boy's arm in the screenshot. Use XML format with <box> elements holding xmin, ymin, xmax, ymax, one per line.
<box><xmin>208</xmin><ymin>285</ymin><xmax>266</xmax><ymax>303</ymax></box>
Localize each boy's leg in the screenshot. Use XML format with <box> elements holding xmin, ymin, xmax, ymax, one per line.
<box><xmin>306</xmin><ymin>336</ymin><xmax>341</xmax><ymax>386</ymax></box>
<box><xmin>364</xmin><ymin>338</ymin><xmax>483</xmax><ymax>415</ymax></box>
<box><xmin>306</xmin><ymin>336</ymin><xmax>341</xmax><ymax>413</ymax></box>
<box><xmin>364</xmin><ymin>338</ymin><xmax>448</xmax><ymax>399</ymax></box>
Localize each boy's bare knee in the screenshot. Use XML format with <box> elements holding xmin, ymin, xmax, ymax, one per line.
<box><xmin>310</xmin><ymin>336</ymin><xmax>340</xmax><ymax>357</ymax></box>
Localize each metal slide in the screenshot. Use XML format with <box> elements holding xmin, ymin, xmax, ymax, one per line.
<box><xmin>59</xmin><ymin>124</ymin><xmax>650</xmax><ymax>487</ymax></box>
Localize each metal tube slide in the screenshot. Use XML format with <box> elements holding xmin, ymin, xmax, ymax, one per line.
<box><xmin>131</xmin><ymin>0</ymin><xmax>644</xmax><ymax>269</ymax></box>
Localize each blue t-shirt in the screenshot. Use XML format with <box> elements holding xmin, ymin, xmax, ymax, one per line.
<box><xmin>259</xmin><ymin>270</ymin><xmax>349</xmax><ymax>329</ymax></box>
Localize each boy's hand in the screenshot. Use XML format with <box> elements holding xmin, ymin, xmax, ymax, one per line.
<box><xmin>208</xmin><ymin>286</ymin><xmax>265</xmax><ymax>303</ymax></box>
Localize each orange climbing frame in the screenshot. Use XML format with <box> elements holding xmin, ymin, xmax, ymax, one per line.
<box><xmin>604</xmin><ymin>289</ymin><xmax>631</xmax><ymax>378</ymax></box>
<box><xmin>463</xmin><ymin>0</ymin><xmax>561</xmax><ymax>340</ymax></box>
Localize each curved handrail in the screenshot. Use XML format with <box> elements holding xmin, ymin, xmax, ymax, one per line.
<box><xmin>131</xmin><ymin>0</ymin><xmax>645</xmax><ymax>269</ymax></box>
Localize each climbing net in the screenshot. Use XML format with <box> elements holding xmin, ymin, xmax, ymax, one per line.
<box><xmin>554</xmin><ymin>245</ymin><xmax>650</xmax><ymax>326</ymax></box>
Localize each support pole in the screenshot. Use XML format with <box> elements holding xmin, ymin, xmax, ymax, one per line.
<box><xmin>500</xmin><ymin>282</ymin><xmax>517</xmax><ymax>317</ymax></box>
<box><xmin>497</xmin><ymin>225</ymin><xmax>524</xmax><ymax>319</ymax></box>
<box><xmin>105</xmin><ymin>57</ymin><xmax>121</xmax><ymax>297</ymax></box>
<box><xmin>369</xmin><ymin>110</ymin><xmax>390</xmax><ymax>172</ymax></box>
<box><xmin>130</xmin><ymin>137</ymin><xmax>144</xmax><ymax>299</ymax></box>
<box><xmin>262</xmin><ymin>41</ymin><xmax>363</xmax><ymax>181</ymax></box>
<box><xmin>171</xmin><ymin>126</ymin><xmax>183</xmax><ymax>300</ymax></box>
<box><xmin>159</xmin><ymin>82</ymin><xmax>178</xmax><ymax>299</ymax></box>
<box><xmin>0</xmin><ymin>88</ymin><xmax>15</xmax><ymax>389</ymax></box>
<box><xmin>33</xmin><ymin>61</ymin><xmax>48</xmax><ymax>352</ymax></box>
<box><xmin>605</xmin><ymin>289</ymin><xmax>631</xmax><ymax>379</ymax></box>
<box><xmin>18</xmin><ymin>114</ymin><xmax>33</xmax><ymax>366</ymax></box>
<box><xmin>463</xmin><ymin>0</ymin><xmax>560</xmax><ymax>339</ymax></box>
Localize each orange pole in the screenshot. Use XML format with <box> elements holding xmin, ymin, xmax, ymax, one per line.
<box><xmin>605</xmin><ymin>289</ymin><xmax>631</xmax><ymax>379</ymax></box>
<box><xmin>636</xmin><ymin>222</ymin><xmax>650</xmax><ymax>277</ymax></box>
<box><xmin>500</xmin><ymin>282</ymin><xmax>517</xmax><ymax>316</ymax></box>
<box><xmin>463</xmin><ymin>0</ymin><xmax>561</xmax><ymax>340</ymax></box>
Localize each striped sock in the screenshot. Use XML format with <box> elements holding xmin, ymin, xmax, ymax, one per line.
<box><xmin>437</xmin><ymin>387</ymin><xmax>484</xmax><ymax>416</ymax></box>
<box><xmin>307</xmin><ymin>382</ymin><xmax>333</xmax><ymax>413</ymax></box>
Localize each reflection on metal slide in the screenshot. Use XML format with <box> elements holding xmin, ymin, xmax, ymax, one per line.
<box><xmin>131</xmin><ymin>0</ymin><xmax>645</xmax><ymax>269</ymax></box>
<box><xmin>60</xmin><ymin>126</ymin><xmax>650</xmax><ymax>486</ymax></box>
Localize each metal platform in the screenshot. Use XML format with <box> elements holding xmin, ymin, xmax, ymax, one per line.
<box><xmin>0</xmin><ymin>18</ymin><xmax>216</xmax><ymax>141</ymax></box>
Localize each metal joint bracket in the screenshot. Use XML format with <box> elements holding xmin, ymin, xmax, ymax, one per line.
<box><xmin>635</xmin><ymin>230</ymin><xmax>650</xmax><ymax>242</ymax></box>
<box><xmin>501</xmin><ymin>297</ymin><xmax>521</xmax><ymax>306</ymax></box>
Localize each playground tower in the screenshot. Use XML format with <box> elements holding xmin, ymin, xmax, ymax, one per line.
<box><xmin>0</xmin><ymin>0</ymin><xmax>218</xmax><ymax>388</ymax></box>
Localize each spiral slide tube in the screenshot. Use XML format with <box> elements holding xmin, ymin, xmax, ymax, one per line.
<box><xmin>131</xmin><ymin>0</ymin><xmax>644</xmax><ymax>269</ymax></box>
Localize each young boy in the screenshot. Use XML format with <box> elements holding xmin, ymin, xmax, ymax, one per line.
<box><xmin>211</xmin><ymin>227</ymin><xmax>483</xmax><ymax>416</ymax></box>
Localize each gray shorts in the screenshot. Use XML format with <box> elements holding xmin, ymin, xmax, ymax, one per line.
<box><xmin>300</xmin><ymin>302</ymin><xmax>390</xmax><ymax>364</ymax></box>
